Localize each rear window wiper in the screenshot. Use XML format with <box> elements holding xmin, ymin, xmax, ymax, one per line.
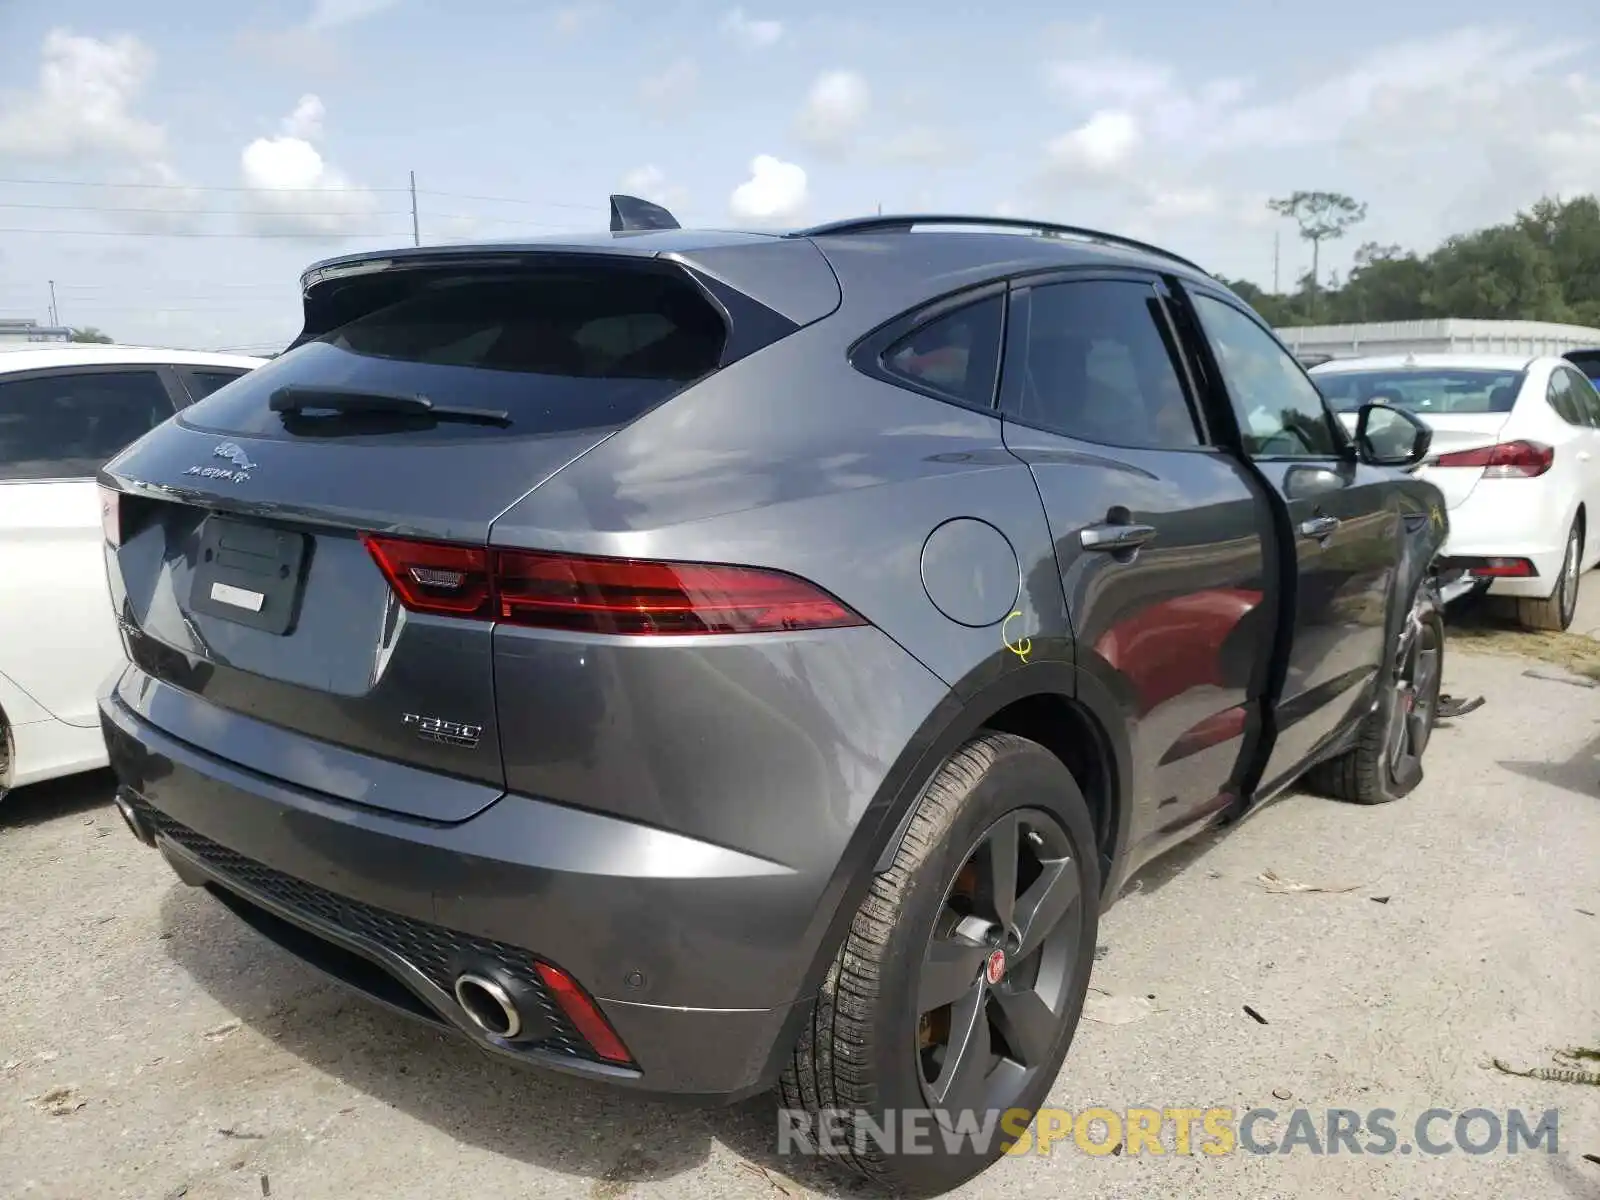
<box><xmin>268</xmin><ymin>385</ymin><xmax>512</xmax><ymax>426</ymax></box>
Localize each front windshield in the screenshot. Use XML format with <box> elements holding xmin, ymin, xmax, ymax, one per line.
<box><xmin>1312</xmin><ymin>368</ymin><xmax>1525</xmax><ymax>415</ymax></box>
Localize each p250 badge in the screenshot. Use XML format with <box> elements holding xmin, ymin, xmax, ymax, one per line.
<box><xmin>402</xmin><ymin>712</ymin><xmax>483</xmax><ymax>749</ymax></box>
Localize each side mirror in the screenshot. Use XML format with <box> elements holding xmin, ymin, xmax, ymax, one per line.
<box><xmin>1355</xmin><ymin>402</ymin><xmax>1432</xmax><ymax>468</ymax></box>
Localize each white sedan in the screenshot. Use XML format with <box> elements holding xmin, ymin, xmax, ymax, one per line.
<box><xmin>0</xmin><ymin>343</ymin><xmax>264</xmax><ymax>798</ymax></box>
<box><xmin>1312</xmin><ymin>352</ymin><xmax>1600</xmax><ymax>631</ymax></box>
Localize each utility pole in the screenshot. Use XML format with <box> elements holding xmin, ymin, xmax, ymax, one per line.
<box><xmin>48</xmin><ymin>280</ymin><xmax>58</xmax><ymax>327</ymax></box>
<box><xmin>410</xmin><ymin>171</ymin><xmax>420</xmax><ymax>246</ymax></box>
<box><xmin>1272</xmin><ymin>232</ymin><xmax>1280</xmax><ymax>295</ymax></box>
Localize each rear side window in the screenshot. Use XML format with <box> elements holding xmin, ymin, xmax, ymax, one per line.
<box><xmin>178</xmin><ymin>368</ymin><xmax>248</xmax><ymax>404</ymax></box>
<box><xmin>180</xmin><ymin>267</ymin><xmax>729</xmax><ymax>441</ymax></box>
<box><xmin>1547</xmin><ymin>369</ymin><xmax>1586</xmax><ymax>427</ymax></box>
<box><xmin>0</xmin><ymin>369</ymin><xmax>174</xmax><ymax>482</ymax></box>
<box><xmin>1006</xmin><ymin>280</ymin><xmax>1201</xmax><ymax>450</ymax></box>
<box><xmin>880</xmin><ymin>295</ymin><xmax>1003</xmax><ymax>409</ymax></box>
<box><xmin>1568</xmin><ymin>368</ymin><xmax>1600</xmax><ymax>426</ymax></box>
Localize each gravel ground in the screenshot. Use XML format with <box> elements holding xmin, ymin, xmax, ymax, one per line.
<box><xmin>2</xmin><ymin>647</ymin><xmax>1598</xmax><ymax>1200</ymax></box>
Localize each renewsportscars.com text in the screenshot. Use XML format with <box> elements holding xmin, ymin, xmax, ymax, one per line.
<box><xmin>777</xmin><ymin>1106</ymin><xmax>1561</xmax><ymax>1158</ymax></box>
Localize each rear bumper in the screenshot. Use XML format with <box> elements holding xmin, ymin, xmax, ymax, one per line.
<box><xmin>1438</xmin><ymin>479</ymin><xmax>1573</xmax><ymax>599</ymax></box>
<box><xmin>98</xmin><ymin>671</ymin><xmax>884</xmax><ymax>1100</ymax></box>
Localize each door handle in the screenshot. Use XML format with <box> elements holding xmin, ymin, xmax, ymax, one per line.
<box><xmin>1299</xmin><ymin>514</ymin><xmax>1340</xmax><ymax>540</ymax></box>
<box><xmin>1579</xmin><ymin>451</ymin><xmax>1592</xmax><ymax>461</ymax></box>
<box><xmin>1080</xmin><ymin>522</ymin><xmax>1157</xmax><ymax>551</ymax></box>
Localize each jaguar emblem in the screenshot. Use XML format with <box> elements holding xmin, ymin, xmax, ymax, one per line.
<box><xmin>213</xmin><ymin>442</ymin><xmax>257</xmax><ymax>471</ymax></box>
<box><xmin>183</xmin><ymin>441</ymin><xmax>256</xmax><ymax>483</ymax></box>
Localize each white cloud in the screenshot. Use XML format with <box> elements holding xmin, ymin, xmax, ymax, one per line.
<box><xmin>796</xmin><ymin>70</ymin><xmax>869</xmax><ymax>156</ymax></box>
<box><xmin>1032</xmin><ymin>24</ymin><xmax>1600</xmax><ymax>276</ymax></box>
<box><xmin>303</xmin><ymin>0</ymin><xmax>402</xmax><ymax>30</ymax></box>
<box><xmin>239</xmin><ymin>95</ymin><xmax>379</xmax><ymax>239</ymax></box>
<box><xmin>729</xmin><ymin>155</ymin><xmax>807</xmax><ymax>224</ymax></box>
<box><xmin>0</xmin><ymin>29</ymin><xmax>165</xmax><ymax>161</ymax></box>
<box><xmin>1044</xmin><ymin>110</ymin><xmax>1140</xmax><ymax>176</ymax></box>
<box><xmin>0</xmin><ymin>29</ymin><xmax>207</xmax><ymax>236</ymax></box>
<box><xmin>620</xmin><ymin>165</ymin><xmax>689</xmax><ymax>214</ymax></box>
<box><xmin>280</xmin><ymin>94</ymin><xmax>325</xmax><ymax>140</ymax></box>
<box><xmin>721</xmin><ymin>8</ymin><xmax>784</xmax><ymax>48</ymax></box>
<box><xmin>237</xmin><ymin>1</ymin><xmax>401</xmax><ymax>73</ymax></box>
<box><xmin>638</xmin><ymin>57</ymin><xmax>699</xmax><ymax>113</ymax></box>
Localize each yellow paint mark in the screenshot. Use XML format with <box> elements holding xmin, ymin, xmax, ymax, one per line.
<box><xmin>1002</xmin><ymin>610</ymin><xmax>1032</xmax><ymax>663</ymax></box>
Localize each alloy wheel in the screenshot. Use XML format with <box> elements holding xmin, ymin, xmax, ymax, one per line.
<box><xmin>916</xmin><ymin>809</ymin><xmax>1084</xmax><ymax>1121</ymax></box>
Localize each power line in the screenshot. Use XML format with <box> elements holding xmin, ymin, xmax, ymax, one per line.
<box><xmin>0</xmin><ymin>177</ymin><xmax>607</xmax><ymax>213</ymax></box>
<box><xmin>0</xmin><ymin>227</ymin><xmax>405</xmax><ymax>238</ymax></box>
<box><xmin>0</xmin><ymin>201</ymin><xmax>419</xmax><ymax>217</ymax></box>
<box><xmin>0</xmin><ymin>176</ymin><xmax>414</xmax><ymax>194</ymax></box>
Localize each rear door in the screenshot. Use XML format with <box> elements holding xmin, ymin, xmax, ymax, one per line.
<box><xmin>1553</xmin><ymin>365</ymin><xmax>1600</xmax><ymax>556</ymax></box>
<box><xmin>1177</xmin><ymin>287</ymin><xmax>1401</xmax><ymax>795</ymax></box>
<box><xmin>0</xmin><ymin>365</ymin><xmax>184</xmax><ymax>726</ymax></box>
<box><xmin>998</xmin><ymin>271</ymin><xmax>1276</xmax><ymax>858</ymax></box>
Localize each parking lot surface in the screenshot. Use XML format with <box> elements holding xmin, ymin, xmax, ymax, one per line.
<box><xmin>3</xmin><ymin>647</ymin><xmax>1598</xmax><ymax>1200</ymax></box>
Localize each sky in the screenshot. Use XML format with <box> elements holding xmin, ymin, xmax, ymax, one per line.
<box><xmin>0</xmin><ymin>0</ymin><xmax>1597</xmax><ymax>353</ymax></box>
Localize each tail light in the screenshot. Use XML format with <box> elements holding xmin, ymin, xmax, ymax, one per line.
<box><xmin>360</xmin><ymin>534</ymin><xmax>866</xmax><ymax>635</ymax></box>
<box><xmin>1433</xmin><ymin>440</ymin><xmax>1553</xmax><ymax>478</ymax></box>
<box><xmin>1469</xmin><ymin>557</ymin><xmax>1537</xmax><ymax>578</ymax></box>
<box><xmin>99</xmin><ymin>486</ymin><xmax>122</xmax><ymax>547</ymax></box>
<box><xmin>534</xmin><ymin>961</ymin><xmax>633</xmax><ymax>1065</ymax></box>
<box><xmin>360</xmin><ymin>535</ymin><xmax>491</xmax><ymax>616</ymax></box>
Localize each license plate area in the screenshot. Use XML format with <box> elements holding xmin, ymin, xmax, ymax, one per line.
<box><xmin>189</xmin><ymin>515</ymin><xmax>309</xmax><ymax>635</ymax></box>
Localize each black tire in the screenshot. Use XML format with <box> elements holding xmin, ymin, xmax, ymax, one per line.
<box><xmin>1516</xmin><ymin>518</ymin><xmax>1582</xmax><ymax>632</ymax></box>
<box><xmin>1308</xmin><ymin>591</ymin><xmax>1444</xmax><ymax>805</ymax></box>
<box><xmin>778</xmin><ymin>732</ymin><xmax>1101</xmax><ymax>1196</ymax></box>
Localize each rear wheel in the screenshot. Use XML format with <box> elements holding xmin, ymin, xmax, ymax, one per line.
<box><xmin>1516</xmin><ymin>518</ymin><xmax>1582</xmax><ymax>632</ymax></box>
<box><xmin>1308</xmin><ymin>586</ymin><xmax>1443</xmax><ymax>805</ymax></box>
<box><xmin>778</xmin><ymin>732</ymin><xmax>1100</xmax><ymax>1196</ymax></box>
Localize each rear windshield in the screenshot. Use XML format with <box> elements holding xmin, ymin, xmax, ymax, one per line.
<box><xmin>1313</xmin><ymin>368</ymin><xmax>1525</xmax><ymax>415</ymax></box>
<box><xmin>179</xmin><ymin>267</ymin><xmax>727</xmax><ymax>441</ymax></box>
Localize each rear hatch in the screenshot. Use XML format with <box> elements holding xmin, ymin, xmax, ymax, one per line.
<box><xmin>99</xmin><ymin>248</ymin><xmax>803</xmax><ymax>821</ymax></box>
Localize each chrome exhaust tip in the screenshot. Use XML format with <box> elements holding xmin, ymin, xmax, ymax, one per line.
<box><xmin>113</xmin><ymin>791</ymin><xmax>153</xmax><ymax>846</ymax></box>
<box><xmin>453</xmin><ymin>973</ymin><xmax>522</xmax><ymax>1041</ymax></box>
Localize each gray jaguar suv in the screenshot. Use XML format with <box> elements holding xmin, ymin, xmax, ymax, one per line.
<box><xmin>98</xmin><ymin>201</ymin><xmax>1447</xmax><ymax>1195</ymax></box>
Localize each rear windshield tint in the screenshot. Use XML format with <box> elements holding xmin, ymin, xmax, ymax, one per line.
<box><xmin>1313</xmin><ymin>368</ymin><xmax>1525</xmax><ymax>414</ymax></box>
<box><xmin>180</xmin><ymin>268</ymin><xmax>727</xmax><ymax>441</ymax></box>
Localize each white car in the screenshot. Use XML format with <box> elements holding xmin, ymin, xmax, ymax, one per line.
<box><xmin>1312</xmin><ymin>353</ymin><xmax>1600</xmax><ymax>631</ymax></box>
<box><xmin>0</xmin><ymin>344</ymin><xmax>265</xmax><ymax>798</ymax></box>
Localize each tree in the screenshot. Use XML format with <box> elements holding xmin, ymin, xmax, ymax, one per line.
<box><xmin>69</xmin><ymin>326</ymin><xmax>113</xmax><ymax>343</ymax></box>
<box><xmin>1266</xmin><ymin>191</ymin><xmax>1368</xmax><ymax>317</ymax></box>
<box><xmin>1237</xmin><ymin>192</ymin><xmax>1600</xmax><ymax>331</ymax></box>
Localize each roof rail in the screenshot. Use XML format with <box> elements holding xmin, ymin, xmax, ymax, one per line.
<box><xmin>787</xmin><ymin>214</ymin><xmax>1209</xmax><ymax>276</ymax></box>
